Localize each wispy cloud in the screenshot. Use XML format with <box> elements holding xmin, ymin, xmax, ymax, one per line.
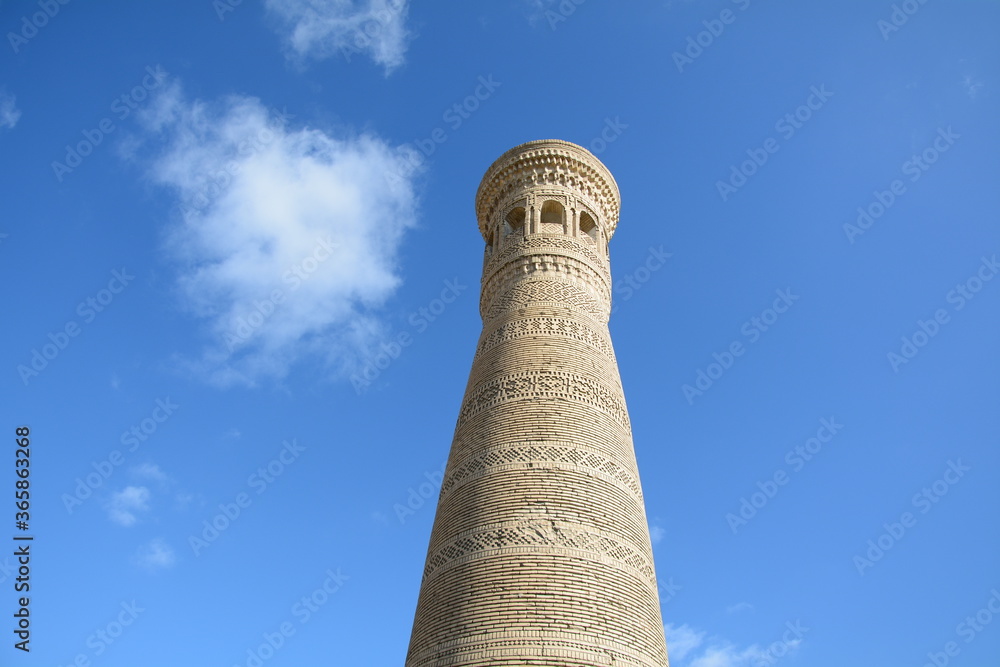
<box><xmin>665</xmin><ymin>621</ymin><xmax>802</xmax><ymax>667</ymax></box>
<box><xmin>688</xmin><ymin>644</ymin><xmax>767</xmax><ymax>667</ymax></box>
<box><xmin>132</xmin><ymin>462</ymin><xmax>169</xmax><ymax>483</ymax></box>
<box><xmin>650</xmin><ymin>524</ymin><xmax>665</xmax><ymax>544</ymax></box>
<box><xmin>265</xmin><ymin>0</ymin><xmax>412</xmax><ymax>73</ymax></box>
<box><xmin>136</xmin><ymin>538</ymin><xmax>176</xmax><ymax>570</ymax></box>
<box><xmin>726</xmin><ymin>602</ymin><xmax>754</xmax><ymax>615</ymax></box>
<box><xmin>133</xmin><ymin>79</ymin><xmax>421</xmax><ymax>387</ymax></box>
<box><xmin>0</xmin><ymin>89</ymin><xmax>21</xmax><ymax>130</ymax></box>
<box><xmin>665</xmin><ymin>623</ymin><xmax>706</xmax><ymax>662</ymax></box>
<box><xmin>107</xmin><ymin>486</ymin><xmax>151</xmax><ymax>526</ymax></box>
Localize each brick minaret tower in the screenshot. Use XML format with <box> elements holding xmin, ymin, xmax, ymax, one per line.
<box><xmin>405</xmin><ymin>140</ymin><xmax>670</xmax><ymax>666</ymax></box>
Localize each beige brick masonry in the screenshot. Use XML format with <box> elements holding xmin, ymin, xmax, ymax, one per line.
<box><xmin>405</xmin><ymin>140</ymin><xmax>670</xmax><ymax>667</ymax></box>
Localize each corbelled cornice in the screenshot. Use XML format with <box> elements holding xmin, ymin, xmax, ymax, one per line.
<box><xmin>474</xmin><ymin>140</ymin><xmax>621</xmax><ymax>242</ymax></box>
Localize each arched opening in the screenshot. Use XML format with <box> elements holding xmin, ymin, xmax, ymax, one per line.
<box><xmin>580</xmin><ymin>212</ymin><xmax>598</xmax><ymax>243</ymax></box>
<box><xmin>505</xmin><ymin>207</ymin><xmax>526</xmax><ymax>238</ymax></box>
<box><xmin>540</xmin><ymin>200</ymin><xmax>565</xmax><ymax>234</ymax></box>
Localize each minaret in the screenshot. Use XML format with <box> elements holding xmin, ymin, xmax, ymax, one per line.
<box><xmin>405</xmin><ymin>140</ymin><xmax>669</xmax><ymax>666</ymax></box>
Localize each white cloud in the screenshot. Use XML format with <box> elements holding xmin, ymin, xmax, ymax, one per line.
<box><xmin>665</xmin><ymin>622</ymin><xmax>802</xmax><ymax>667</ymax></box>
<box><xmin>107</xmin><ymin>486</ymin><xmax>151</xmax><ymax>526</ymax></box>
<box><xmin>136</xmin><ymin>538</ymin><xmax>176</xmax><ymax>570</ymax></box>
<box><xmin>650</xmin><ymin>524</ymin><xmax>665</xmax><ymax>544</ymax></box>
<box><xmin>265</xmin><ymin>0</ymin><xmax>412</xmax><ymax>73</ymax></box>
<box><xmin>665</xmin><ymin>623</ymin><xmax>706</xmax><ymax>662</ymax></box>
<box><xmin>134</xmin><ymin>80</ymin><xmax>422</xmax><ymax>387</ymax></box>
<box><xmin>688</xmin><ymin>644</ymin><xmax>768</xmax><ymax>667</ymax></box>
<box><xmin>132</xmin><ymin>463</ymin><xmax>169</xmax><ymax>483</ymax></box>
<box><xmin>0</xmin><ymin>89</ymin><xmax>21</xmax><ymax>130</ymax></box>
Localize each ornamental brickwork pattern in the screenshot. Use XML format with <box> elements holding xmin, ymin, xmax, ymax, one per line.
<box><xmin>405</xmin><ymin>140</ymin><xmax>670</xmax><ymax>667</ymax></box>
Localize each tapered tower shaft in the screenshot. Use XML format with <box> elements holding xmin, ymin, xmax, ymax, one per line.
<box><xmin>405</xmin><ymin>140</ymin><xmax>669</xmax><ymax>667</ymax></box>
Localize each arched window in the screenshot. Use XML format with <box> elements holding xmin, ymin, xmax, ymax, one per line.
<box><xmin>540</xmin><ymin>200</ymin><xmax>565</xmax><ymax>234</ymax></box>
<box><xmin>505</xmin><ymin>207</ymin><xmax>526</xmax><ymax>238</ymax></box>
<box><xmin>580</xmin><ymin>212</ymin><xmax>598</xmax><ymax>243</ymax></box>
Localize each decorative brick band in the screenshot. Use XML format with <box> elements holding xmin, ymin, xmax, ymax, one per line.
<box><xmin>480</xmin><ymin>252</ymin><xmax>611</xmax><ymax>321</ymax></box>
<box><xmin>438</xmin><ymin>441</ymin><xmax>642</xmax><ymax>502</ymax></box>
<box><xmin>484</xmin><ymin>279</ymin><xmax>608</xmax><ymax>322</ymax></box>
<box><xmin>455</xmin><ymin>369</ymin><xmax>631</xmax><ymax>434</ymax></box>
<box><xmin>420</xmin><ymin>520</ymin><xmax>656</xmax><ymax>586</ymax></box>
<box><xmin>484</xmin><ymin>234</ymin><xmax>607</xmax><ymax>282</ymax></box>
<box><xmin>475</xmin><ymin>312</ymin><xmax>617</xmax><ymax>362</ymax></box>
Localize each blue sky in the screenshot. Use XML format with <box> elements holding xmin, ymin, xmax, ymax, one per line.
<box><xmin>2</xmin><ymin>0</ymin><xmax>998</xmax><ymax>665</ymax></box>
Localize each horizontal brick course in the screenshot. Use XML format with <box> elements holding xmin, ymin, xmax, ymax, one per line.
<box><xmin>406</xmin><ymin>141</ymin><xmax>669</xmax><ymax>667</ymax></box>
